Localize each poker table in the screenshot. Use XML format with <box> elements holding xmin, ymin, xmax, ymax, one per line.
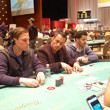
<box><xmin>87</xmin><ymin>39</ymin><xmax>105</xmax><ymax>50</ymax></box>
<box><xmin>94</xmin><ymin>35</ymin><xmax>105</xmax><ymax>39</ymax></box>
<box><xmin>0</xmin><ymin>61</ymin><xmax>110</xmax><ymax>110</ymax></box>
<box><xmin>87</xmin><ymin>39</ymin><xmax>105</xmax><ymax>46</ymax></box>
<box><xmin>42</xmin><ymin>37</ymin><xmax>49</xmax><ymax>40</ymax></box>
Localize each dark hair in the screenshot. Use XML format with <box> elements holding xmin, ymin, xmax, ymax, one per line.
<box><xmin>12</xmin><ymin>27</ymin><xmax>28</xmax><ymax>40</ymax></box>
<box><xmin>28</xmin><ymin>18</ymin><xmax>35</xmax><ymax>23</ymax></box>
<box><xmin>11</xmin><ymin>27</ymin><xmax>28</xmax><ymax>45</ymax></box>
<box><xmin>54</xmin><ymin>31</ymin><xmax>67</xmax><ymax>41</ymax></box>
<box><xmin>74</xmin><ymin>31</ymin><xmax>87</xmax><ymax>39</ymax></box>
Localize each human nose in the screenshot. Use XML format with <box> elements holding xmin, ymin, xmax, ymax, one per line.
<box><xmin>27</xmin><ymin>40</ymin><xmax>29</xmax><ymax>45</ymax></box>
<box><xmin>57</xmin><ymin>42</ymin><xmax>60</xmax><ymax>46</ymax></box>
<box><xmin>85</xmin><ymin>40</ymin><xmax>87</xmax><ymax>44</ymax></box>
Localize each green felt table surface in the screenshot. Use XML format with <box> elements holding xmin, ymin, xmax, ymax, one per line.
<box><xmin>0</xmin><ymin>62</ymin><xmax>110</xmax><ymax>110</ymax></box>
<box><xmin>87</xmin><ymin>39</ymin><xmax>105</xmax><ymax>45</ymax></box>
<box><xmin>42</xmin><ymin>37</ymin><xmax>49</xmax><ymax>40</ymax></box>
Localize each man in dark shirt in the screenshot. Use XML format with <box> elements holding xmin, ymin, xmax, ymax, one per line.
<box><xmin>0</xmin><ymin>21</ymin><xmax>8</xmax><ymax>36</ymax></box>
<box><xmin>37</xmin><ymin>31</ymin><xmax>83</xmax><ymax>74</ymax></box>
<box><xmin>27</xmin><ymin>18</ymin><xmax>38</xmax><ymax>49</ymax></box>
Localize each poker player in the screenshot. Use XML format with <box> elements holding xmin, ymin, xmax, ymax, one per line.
<box><xmin>0</xmin><ymin>27</ymin><xmax>45</xmax><ymax>87</ymax></box>
<box><xmin>37</xmin><ymin>31</ymin><xmax>83</xmax><ymax>74</ymax></box>
<box><xmin>66</xmin><ymin>31</ymin><xmax>98</xmax><ymax>64</ymax></box>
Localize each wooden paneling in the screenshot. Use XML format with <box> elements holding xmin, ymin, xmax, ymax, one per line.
<box><xmin>0</xmin><ymin>0</ymin><xmax>13</xmax><ymax>26</ymax></box>
<box><xmin>0</xmin><ymin>0</ymin><xmax>42</xmax><ymax>29</ymax></box>
<box><xmin>13</xmin><ymin>0</ymin><xmax>42</xmax><ymax>29</ymax></box>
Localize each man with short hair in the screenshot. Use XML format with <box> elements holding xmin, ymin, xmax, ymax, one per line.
<box><xmin>66</xmin><ymin>31</ymin><xmax>98</xmax><ymax>64</ymax></box>
<box><xmin>27</xmin><ymin>18</ymin><xmax>38</xmax><ymax>49</ymax></box>
<box><xmin>0</xmin><ymin>27</ymin><xmax>45</xmax><ymax>87</ymax></box>
<box><xmin>37</xmin><ymin>31</ymin><xmax>82</xmax><ymax>74</ymax></box>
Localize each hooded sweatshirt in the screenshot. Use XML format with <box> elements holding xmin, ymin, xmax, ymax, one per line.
<box><xmin>0</xmin><ymin>45</ymin><xmax>45</xmax><ymax>85</ymax></box>
<box><xmin>66</xmin><ymin>43</ymin><xmax>98</xmax><ymax>63</ymax></box>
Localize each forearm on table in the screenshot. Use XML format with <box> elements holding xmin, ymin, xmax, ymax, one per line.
<box><xmin>19</xmin><ymin>78</ymin><xmax>27</xmax><ymax>85</ymax></box>
<box><xmin>88</xmin><ymin>55</ymin><xmax>99</xmax><ymax>62</ymax></box>
<box><xmin>84</xmin><ymin>53</ymin><xmax>99</xmax><ymax>61</ymax></box>
<box><xmin>0</xmin><ymin>74</ymin><xmax>20</xmax><ymax>85</ymax></box>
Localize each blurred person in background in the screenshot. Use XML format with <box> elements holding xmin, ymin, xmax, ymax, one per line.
<box><xmin>27</xmin><ymin>18</ymin><xmax>38</xmax><ymax>49</ymax></box>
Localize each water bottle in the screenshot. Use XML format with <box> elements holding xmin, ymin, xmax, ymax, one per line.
<box><xmin>45</xmin><ymin>64</ymin><xmax>51</xmax><ymax>78</ymax></box>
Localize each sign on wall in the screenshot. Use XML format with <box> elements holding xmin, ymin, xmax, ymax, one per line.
<box><xmin>77</xmin><ymin>10</ymin><xmax>91</xmax><ymax>19</ymax></box>
<box><xmin>98</xmin><ymin>0</ymin><xmax>110</xmax><ymax>8</ymax></box>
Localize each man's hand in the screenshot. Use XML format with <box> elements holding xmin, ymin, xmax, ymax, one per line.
<box><xmin>19</xmin><ymin>78</ymin><xmax>39</xmax><ymax>87</ymax></box>
<box><xmin>73</xmin><ymin>62</ymin><xmax>83</xmax><ymax>72</ymax></box>
<box><xmin>77</xmin><ymin>57</ymin><xmax>88</xmax><ymax>63</ymax></box>
<box><xmin>102</xmin><ymin>105</ymin><xmax>109</xmax><ymax>110</ymax></box>
<box><xmin>61</xmin><ymin>62</ymin><xmax>73</xmax><ymax>74</ymax></box>
<box><xmin>36</xmin><ymin>72</ymin><xmax>45</xmax><ymax>85</ymax></box>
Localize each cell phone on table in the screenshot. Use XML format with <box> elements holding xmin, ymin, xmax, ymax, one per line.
<box><xmin>86</xmin><ymin>95</ymin><xmax>103</xmax><ymax>110</ymax></box>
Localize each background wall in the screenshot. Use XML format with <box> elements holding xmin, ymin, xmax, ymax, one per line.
<box><xmin>0</xmin><ymin>0</ymin><xmax>42</xmax><ymax>29</ymax></box>
<box><xmin>42</xmin><ymin>0</ymin><xmax>67</xmax><ymax>20</ymax></box>
<box><xmin>68</xmin><ymin>0</ymin><xmax>98</xmax><ymax>23</ymax></box>
<box><xmin>98</xmin><ymin>5</ymin><xmax>110</xmax><ymax>27</ymax></box>
<box><xmin>13</xmin><ymin>0</ymin><xmax>42</xmax><ymax>29</ymax></box>
<box><xmin>68</xmin><ymin>0</ymin><xmax>110</xmax><ymax>27</ymax></box>
<box><xmin>1</xmin><ymin>0</ymin><xmax>110</xmax><ymax>29</ymax></box>
<box><xmin>0</xmin><ymin>0</ymin><xmax>13</xmax><ymax>26</ymax></box>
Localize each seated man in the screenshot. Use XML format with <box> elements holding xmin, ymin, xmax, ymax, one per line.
<box><xmin>66</xmin><ymin>31</ymin><xmax>98</xmax><ymax>64</ymax></box>
<box><xmin>0</xmin><ymin>27</ymin><xmax>45</xmax><ymax>87</ymax></box>
<box><xmin>37</xmin><ymin>31</ymin><xmax>82</xmax><ymax>74</ymax></box>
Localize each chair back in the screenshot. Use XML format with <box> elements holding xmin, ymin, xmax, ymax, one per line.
<box><xmin>89</xmin><ymin>35</ymin><xmax>94</xmax><ymax>40</ymax></box>
<box><xmin>35</xmin><ymin>38</ymin><xmax>43</xmax><ymax>48</ymax></box>
<box><xmin>105</xmin><ymin>35</ymin><xmax>110</xmax><ymax>41</ymax></box>
<box><xmin>103</xmin><ymin>41</ymin><xmax>110</xmax><ymax>56</ymax></box>
<box><xmin>0</xmin><ymin>37</ymin><xmax>3</xmax><ymax>46</ymax></box>
<box><xmin>96</xmin><ymin>35</ymin><xmax>103</xmax><ymax>39</ymax></box>
<box><xmin>46</xmin><ymin>37</ymin><xmax>51</xmax><ymax>43</ymax></box>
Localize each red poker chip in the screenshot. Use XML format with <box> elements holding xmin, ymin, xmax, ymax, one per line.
<box><xmin>92</xmin><ymin>63</ymin><xmax>95</xmax><ymax>65</ymax></box>
<box><xmin>90</xmin><ymin>63</ymin><xmax>95</xmax><ymax>66</ymax></box>
<box><xmin>47</xmin><ymin>87</ymin><xmax>55</xmax><ymax>90</ymax></box>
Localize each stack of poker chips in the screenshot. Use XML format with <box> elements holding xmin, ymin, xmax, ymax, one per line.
<box><xmin>55</xmin><ymin>76</ymin><xmax>64</xmax><ymax>87</ymax></box>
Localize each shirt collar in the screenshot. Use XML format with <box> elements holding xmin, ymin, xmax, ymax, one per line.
<box><xmin>73</xmin><ymin>43</ymin><xmax>84</xmax><ymax>52</ymax></box>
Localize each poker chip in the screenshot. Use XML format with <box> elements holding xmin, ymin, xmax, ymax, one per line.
<box><xmin>47</xmin><ymin>87</ymin><xmax>55</xmax><ymax>90</ymax></box>
<box><xmin>90</xmin><ymin>63</ymin><xmax>95</xmax><ymax>66</ymax></box>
